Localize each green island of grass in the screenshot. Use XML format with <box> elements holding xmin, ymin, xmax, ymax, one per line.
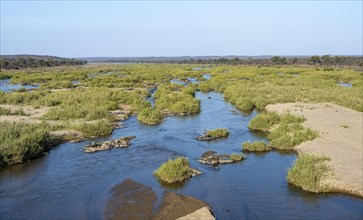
<box><xmin>206</xmin><ymin>128</ymin><xmax>229</xmax><ymax>138</ymax></box>
<box><xmin>154</xmin><ymin>156</ymin><xmax>194</xmax><ymax>183</ymax></box>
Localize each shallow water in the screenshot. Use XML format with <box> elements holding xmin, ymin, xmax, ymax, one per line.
<box><xmin>337</xmin><ymin>82</ymin><xmax>352</xmax><ymax>88</ymax></box>
<box><xmin>1</xmin><ymin>92</ymin><xmax>362</xmax><ymax>219</ymax></box>
<box><xmin>0</xmin><ymin>79</ymin><xmax>39</xmax><ymax>92</ymax></box>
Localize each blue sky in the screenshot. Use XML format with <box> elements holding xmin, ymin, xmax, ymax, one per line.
<box><xmin>1</xmin><ymin>1</ymin><xmax>362</xmax><ymax>57</ymax></box>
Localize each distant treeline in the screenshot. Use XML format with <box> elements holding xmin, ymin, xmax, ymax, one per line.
<box><xmin>0</xmin><ymin>55</ymin><xmax>87</xmax><ymax>69</ymax></box>
<box><xmin>94</xmin><ymin>55</ymin><xmax>363</xmax><ymax>67</ymax></box>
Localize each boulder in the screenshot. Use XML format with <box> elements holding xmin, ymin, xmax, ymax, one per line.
<box><xmin>199</xmin><ymin>151</ymin><xmax>245</xmax><ymax>165</ymax></box>
<box><xmin>217</xmin><ymin>154</ymin><xmax>234</xmax><ymax>164</ymax></box>
<box><xmin>84</xmin><ymin>136</ymin><xmax>136</xmax><ymax>153</ymax></box>
<box><xmin>83</xmin><ymin>142</ymin><xmax>112</xmax><ymax>153</ymax></box>
<box><xmin>196</xmin><ymin>134</ymin><xmax>214</xmax><ymax>141</ymax></box>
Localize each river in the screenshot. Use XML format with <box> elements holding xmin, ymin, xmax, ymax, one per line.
<box><xmin>0</xmin><ymin>92</ymin><xmax>362</xmax><ymax>219</ymax></box>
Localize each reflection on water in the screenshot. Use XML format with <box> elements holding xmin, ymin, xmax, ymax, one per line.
<box><xmin>0</xmin><ymin>92</ymin><xmax>362</xmax><ymax>219</ymax></box>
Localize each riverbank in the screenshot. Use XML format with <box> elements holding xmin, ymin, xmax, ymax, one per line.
<box><xmin>267</xmin><ymin>103</ymin><xmax>363</xmax><ymax>197</ymax></box>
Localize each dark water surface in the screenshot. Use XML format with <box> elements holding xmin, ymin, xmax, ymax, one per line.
<box><xmin>1</xmin><ymin>92</ymin><xmax>362</xmax><ymax>219</ymax></box>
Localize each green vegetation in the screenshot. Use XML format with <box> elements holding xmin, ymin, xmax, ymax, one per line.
<box><xmin>202</xmin><ymin>66</ymin><xmax>362</xmax><ymax>112</ymax></box>
<box><xmin>207</xmin><ymin>128</ymin><xmax>229</xmax><ymax>138</ymax></box>
<box><xmin>247</xmin><ymin>112</ymin><xmax>318</xmax><ymax>150</ymax></box>
<box><xmin>287</xmin><ymin>154</ymin><xmax>332</xmax><ymax>193</ymax></box>
<box><xmin>1</xmin><ymin>63</ymin><xmax>361</xmax><ymax>167</ymax></box>
<box><xmin>230</xmin><ymin>153</ymin><xmax>245</xmax><ymax>161</ymax></box>
<box><xmin>73</xmin><ymin>120</ymin><xmax>113</xmax><ymax>137</ymax></box>
<box><xmin>0</xmin><ymin>122</ymin><xmax>62</xmax><ymax>167</ymax></box>
<box><xmin>137</xmin><ymin>107</ymin><xmax>164</xmax><ymax>124</ymax></box>
<box><xmin>154</xmin><ymin>85</ymin><xmax>200</xmax><ymax>114</ymax></box>
<box><xmin>248</xmin><ymin>112</ymin><xmax>280</xmax><ymax>131</ymax></box>
<box><xmin>154</xmin><ymin>156</ymin><xmax>193</xmax><ymax>183</ymax></box>
<box><xmin>242</xmin><ymin>141</ymin><xmax>272</xmax><ymax>152</ymax></box>
<box><xmin>268</xmin><ymin>121</ymin><xmax>319</xmax><ymax>150</ymax></box>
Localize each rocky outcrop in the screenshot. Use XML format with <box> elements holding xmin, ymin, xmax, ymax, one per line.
<box><xmin>199</xmin><ymin>151</ymin><xmax>245</xmax><ymax>165</ymax></box>
<box><xmin>83</xmin><ymin>136</ymin><xmax>136</xmax><ymax>153</ymax></box>
<box><xmin>196</xmin><ymin>134</ymin><xmax>215</xmax><ymax>141</ymax></box>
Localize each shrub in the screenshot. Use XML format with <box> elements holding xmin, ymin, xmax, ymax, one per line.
<box><xmin>248</xmin><ymin>112</ymin><xmax>280</xmax><ymax>131</ymax></box>
<box><xmin>242</xmin><ymin>141</ymin><xmax>272</xmax><ymax>152</ymax></box>
<box><xmin>207</xmin><ymin>128</ymin><xmax>229</xmax><ymax>138</ymax></box>
<box><xmin>74</xmin><ymin>120</ymin><xmax>113</xmax><ymax>137</ymax></box>
<box><xmin>0</xmin><ymin>122</ymin><xmax>62</xmax><ymax>167</ymax></box>
<box><xmin>268</xmin><ymin>123</ymin><xmax>319</xmax><ymax>150</ymax></box>
<box><xmin>287</xmin><ymin>154</ymin><xmax>332</xmax><ymax>192</ymax></box>
<box><xmin>154</xmin><ymin>156</ymin><xmax>192</xmax><ymax>183</ymax></box>
<box><xmin>137</xmin><ymin>107</ymin><xmax>164</xmax><ymax>125</ymax></box>
<box><xmin>235</xmin><ymin>97</ymin><xmax>254</xmax><ymax>112</ymax></box>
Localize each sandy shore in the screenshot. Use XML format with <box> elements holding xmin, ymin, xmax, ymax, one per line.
<box><xmin>267</xmin><ymin>103</ymin><xmax>363</xmax><ymax>197</ymax></box>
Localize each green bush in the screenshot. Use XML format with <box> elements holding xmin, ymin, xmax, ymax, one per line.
<box><xmin>287</xmin><ymin>154</ymin><xmax>332</xmax><ymax>192</ymax></box>
<box><xmin>154</xmin><ymin>156</ymin><xmax>192</xmax><ymax>183</ymax></box>
<box><xmin>242</xmin><ymin>141</ymin><xmax>272</xmax><ymax>152</ymax></box>
<box><xmin>137</xmin><ymin>107</ymin><xmax>164</xmax><ymax>125</ymax></box>
<box><xmin>155</xmin><ymin>85</ymin><xmax>200</xmax><ymax>114</ymax></box>
<box><xmin>268</xmin><ymin>122</ymin><xmax>319</xmax><ymax>150</ymax></box>
<box><xmin>0</xmin><ymin>122</ymin><xmax>62</xmax><ymax>167</ymax></box>
<box><xmin>73</xmin><ymin>120</ymin><xmax>113</xmax><ymax>137</ymax></box>
<box><xmin>235</xmin><ymin>97</ymin><xmax>254</xmax><ymax>112</ymax></box>
<box><xmin>207</xmin><ymin>128</ymin><xmax>229</xmax><ymax>138</ymax></box>
<box><xmin>248</xmin><ymin>112</ymin><xmax>280</xmax><ymax>131</ymax></box>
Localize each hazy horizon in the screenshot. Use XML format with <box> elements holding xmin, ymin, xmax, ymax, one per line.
<box><xmin>1</xmin><ymin>1</ymin><xmax>362</xmax><ymax>57</ymax></box>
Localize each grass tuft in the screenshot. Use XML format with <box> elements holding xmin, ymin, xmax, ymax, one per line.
<box><xmin>137</xmin><ymin>107</ymin><xmax>164</xmax><ymax>125</ymax></box>
<box><xmin>206</xmin><ymin>128</ymin><xmax>229</xmax><ymax>138</ymax></box>
<box><xmin>287</xmin><ymin>154</ymin><xmax>332</xmax><ymax>193</ymax></box>
<box><xmin>154</xmin><ymin>156</ymin><xmax>192</xmax><ymax>183</ymax></box>
<box><xmin>242</xmin><ymin>141</ymin><xmax>272</xmax><ymax>152</ymax></box>
<box><xmin>0</xmin><ymin>122</ymin><xmax>62</xmax><ymax>167</ymax></box>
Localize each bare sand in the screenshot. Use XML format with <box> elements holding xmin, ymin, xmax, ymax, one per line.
<box><xmin>267</xmin><ymin>103</ymin><xmax>363</xmax><ymax>197</ymax></box>
<box><xmin>0</xmin><ymin>104</ymin><xmax>51</xmax><ymax>124</ymax></box>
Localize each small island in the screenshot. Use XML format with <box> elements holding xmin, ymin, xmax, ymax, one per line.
<box><xmin>197</xmin><ymin>128</ymin><xmax>229</xmax><ymax>141</ymax></box>
<box><xmin>154</xmin><ymin>156</ymin><xmax>201</xmax><ymax>183</ymax></box>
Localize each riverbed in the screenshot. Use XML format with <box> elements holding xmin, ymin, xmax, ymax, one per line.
<box><xmin>0</xmin><ymin>92</ymin><xmax>362</xmax><ymax>219</ymax></box>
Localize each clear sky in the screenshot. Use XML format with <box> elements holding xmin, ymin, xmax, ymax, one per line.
<box><xmin>1</xmin><ymin>1</ymin><xmax>362</xmax><ymax>57</ymax></box>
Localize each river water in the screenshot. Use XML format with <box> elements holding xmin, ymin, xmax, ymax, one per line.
<box><xmin>1</xmin><ymin>92</ymin><xmax>362</xmax><ymax>219</ymax></box>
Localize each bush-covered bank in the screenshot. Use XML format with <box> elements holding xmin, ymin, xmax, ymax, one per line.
<box><xmin>0</xmin><ymin>122</ymin><xmax>63</xmax><ymax>167</ymax></box>
<box><xmin>247</xmin><ymin>112</ymin><xmax>319</xmax><ymax>150</ymax></box>
<box><xmin>287</xmin><ymin>154</ymin><xmax>332</xmax><ymax>193</ymax></box>
<box><xmin>198</xmin><ymin>66</ymin><xmax>362</xmax><ymax>112</ymax></box>
<box><xmin>154</xmin><ymin>85</ymin><xmax>200</xmax><ymax>115</ymax></box>
<box><xmin>137</xmin><ymin>107</ymin><xmax>164</xmax><ymax>125</ymax></box>
<box><xmin>242</xmin><ymin>141</ymin><xmax>272</xmax><ymax>152</ymax></box>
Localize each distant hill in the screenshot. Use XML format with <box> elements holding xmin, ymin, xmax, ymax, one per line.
<box><xmin>0</xmin><ymin>55</ymin><xmax>87</xmax><ymax>69</ymax></box>
<box><xmin>77</xmin><ymin>55</ymin><xmax>309</xmax><ymax>63</ymax></box>
<box><xmin>77</xmin><ymin>55</ymin><xmax>362</xmax><ymax>67</ymax></box>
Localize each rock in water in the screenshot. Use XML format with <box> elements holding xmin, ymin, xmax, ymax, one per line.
<box><xmin>83</xmin><ymin>136</ymin><xmax>136</xmax><ymax>153</ymax></box>
<box><xmin>155</xmin><ymin>192</ymin><xmax>215</xmax><ymax>220</ymax></box>
<box><xmin>83</xmin><ymin>142</ymin><xmax>112</xmax><ymax>153</ymax></box>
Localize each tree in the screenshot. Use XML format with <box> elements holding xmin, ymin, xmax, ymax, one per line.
<box><xmin>321</xmin><ymin>55</ymin><xmax>332</xmax><ymax>65</ymax></box>
<box><xmin>309</xmin><ymin>56</ymin><xmax>321</xmax><ymax>65</ymax></box>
